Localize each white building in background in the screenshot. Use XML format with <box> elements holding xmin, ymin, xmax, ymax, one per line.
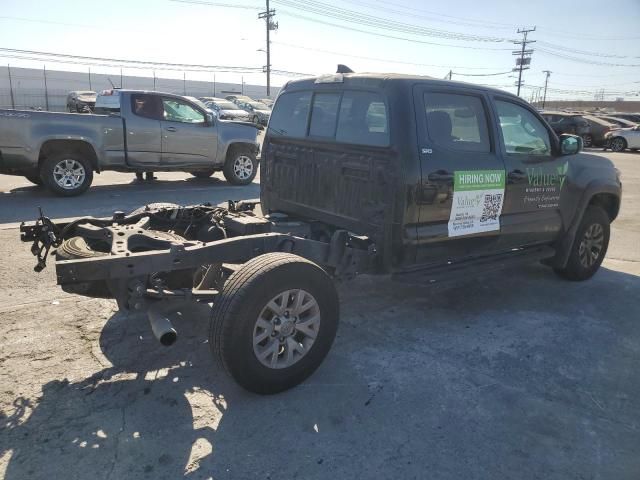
<box><xmin>0</xmin><ymin>66</ymin><xmax>279</xmax><ymax>111</ymax></box>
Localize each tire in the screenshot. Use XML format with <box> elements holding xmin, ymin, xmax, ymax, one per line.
<box><xmin>209</xmin><ymin>253</ymin><xmax>339</xmax><ymax>394</ymax></box>
<box><xmin>610</xmin><ymin>137</ymin><xmax>627</xmax><ymax>152</ymax></box>
<box><xmin>190</xmin><ymin>170</ymin><xmax>215</xmax><ymax>179</ymax></box>
<box><xmin>554</xmin><ymin>206</ymin><xmax>610</xmax><ymax>281</ymax></box>
<box><xmin>56</xmin><ymin>237</ymin><xmax>109</xmax><ymax>297</ymax></box>
<box><xmin>223</xmin><ymin>146</ymin><xmax>258</xmax><ymax>185</ymax></box>
<box><xmin>40</xmin><ymin>152</ymin><xmax>93</xmax><ymax>197</ymax></box>
<box><xmin>581</xmin><ymin>134</ymin><xmax>593</xmax><ymax>148</ymax></box>
<box><xmin>24</xmin><ymin>174</ymin><xmax>43</xmax><ymax>186</ymax></box>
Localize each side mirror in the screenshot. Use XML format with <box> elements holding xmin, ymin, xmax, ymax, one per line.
<box><xmin>205</xmin><ymin>113</ymin><xmax>214</xmax><ymax>126</ymax></box>
<box><xmin>560</xmin><ymin>134</ymin><xmax>582</xmax><ymax>155</ymax></box>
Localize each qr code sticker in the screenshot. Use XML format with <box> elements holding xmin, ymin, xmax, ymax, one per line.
<box><xmin>480</xmin><ymin>193</ymin><xmax>502</xmax><ymax>223</ymax></box>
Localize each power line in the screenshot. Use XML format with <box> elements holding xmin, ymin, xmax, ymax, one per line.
<box><xmin>273</xmin><ymin>41</ymin><xmax>502</xmax><ymax>69</ymax></box>
<box><xmin>169</xmin><ymin>0</ymin><xmax>260</xmax><ymax>10</ymax></box>
<box><xmin>272</xmin><ymin>0</ymin><xmax>513</xmax><ymax>42</ymax></box>
<box><xmin>537</xmin><ymin>41</ymin><xmax>640</xmax><ymax>60</ymax></box>
<box><xmin>537</xmin><ymin>48</ymin><xmax>640</xmax><ymax>67</ymax></box>
<box><xmin>278</xmin><ymin>10</ymin><xmax>512</xmax><ymax>50</ymax></box>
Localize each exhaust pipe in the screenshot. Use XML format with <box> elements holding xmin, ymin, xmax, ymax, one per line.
<box><xmin>147</xmin><ymin>303</ymin><xmax>177</xmax><ymax>346</ymax></box>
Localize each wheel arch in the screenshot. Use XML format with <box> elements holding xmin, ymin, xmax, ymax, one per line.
<box><xmin>224</xmin><ymin>141</ymin><xmax>260</xmax><ymax>163</ymax></box>
<box><xmin>38</xmin><ymin>139</ymin><xmax>100</xmax><ymax>173</ymax></box>
<box><xmin>552</xmin><ymin>181</ymin><xmax>621</xmax><ymax>269</ymax></box>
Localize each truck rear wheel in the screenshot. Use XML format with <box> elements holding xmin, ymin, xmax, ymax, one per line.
<box><xmin>209</xmin><ymin>253</ymin><xmax>339</xmax><ymax>394</ymax></box>
<box><xmin>41</xmin><ymin>152</ymin><xmax>93</xmax><ymax>196</ymax></box>
<box><xmin>554</xmin><ymin>206</ymin><xmax>610</xmax><ymax>281</ymax></box>
<box><xmin>223</xmin><ymin>146</ymin><xmax>257</xmax><ymax>185</ymax></box>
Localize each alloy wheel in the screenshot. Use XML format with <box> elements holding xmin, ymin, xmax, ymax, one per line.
<box><xmin>233</xmin><ymin>155</ymin><xmax>254</xmax><ymax>180</ymax></box>
<box><xmin>52</xmin><ymin>159</ymin><xmax>86</xmax><ymax>190</ymax></box>
<box><xmin>578</xmin><ymin>223</ymin><xmax>604</xmax><ymax>268</ymax></box>
<box><xmin>252</xmin><ymin>289</ymin><xmax>321</xmax><ymax>369</ymax></box>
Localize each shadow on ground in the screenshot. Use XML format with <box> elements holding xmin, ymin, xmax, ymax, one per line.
<box><xmin>2</xmin><ymin>265</ymin><xmax>640</xmax><ymax>479</ymax></box>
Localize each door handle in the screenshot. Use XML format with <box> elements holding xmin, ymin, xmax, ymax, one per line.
<box><xmin>508</xmin><ymin>169</ymin><xmax>527</xmax><ymax>183</ymax></box>
<box><xmin>165</xmin><ymin>126</ymin><xmax>177</xmax><ymax>132</ymax></box>
<box><xmin>427</xmin><ymin>170</ymin><xmax>454</xmax><ymax>182</ymax></box>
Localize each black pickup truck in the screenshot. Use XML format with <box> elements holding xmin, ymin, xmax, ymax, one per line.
<box><xmin>21</xmin><ymin>72</ymin><xmax>621</xmax><ymax>394</ymax></box>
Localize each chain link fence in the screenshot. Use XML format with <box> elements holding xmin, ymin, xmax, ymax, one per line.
<box><xmin>0</xmin><ymin>66</ymin><xmax>278</xmax><ymax>111</ymax></box>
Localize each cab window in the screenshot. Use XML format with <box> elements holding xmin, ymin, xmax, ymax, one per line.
<box><xmin>131</xmin><ymin>94</ymin><xmax>163</xmax><ymax>120</ymax></box>
<box><xmin>336</xmin><ymin>91</ymin><xmax>389</xmax><ymax>146</ymax></box>
<box><xmin>162</xmin><ymin>98</ymin><xmax>205</xmax><ymax>124</ymax></box>
<box><xmin>495</xmin><ymin>101</ymin><xmax>550</xmax><ymax>155</ymax></box>
<box><xmin>309</xmin><ymin>93</ymin><xmax>341</xmax><ymax>138</ymax></box>
<box><xmin>424</xmin><ymin>92</ymin><xmax>490</xmax><ymax>152</ymax></box>
<box><xmin>268</xmin><ymin>91</ymin><xmax>312</xmax><ymax>138</ymax></box>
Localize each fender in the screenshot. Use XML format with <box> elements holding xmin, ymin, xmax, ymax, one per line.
<box><xmin>552</xmin><ymin>179</ymin><xmax>621</xmax><ymax>268</ymax></box>
<box><xmin>37</xmin><ymin>135</ymin><xmax>101</xmax><ymax>173</ymax></box>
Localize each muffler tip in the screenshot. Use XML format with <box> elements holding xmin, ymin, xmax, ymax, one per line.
<box><xmin>159</xmin><ymin>329</ymin><xmax>177</xmax><ymax>347</ymax></box>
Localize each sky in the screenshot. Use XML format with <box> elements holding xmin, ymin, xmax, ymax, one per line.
<box><xmin>0</xmin><ymin>0</ymin><xmax>639</xmax><ymax>100</ymax></box>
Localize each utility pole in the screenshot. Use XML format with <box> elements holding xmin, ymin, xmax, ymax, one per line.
<box><xmin>43</xmin><ymin>65</ymin><xmax>49</xmax><ymax>111</ymax></box>
<box><xmin>88</xmin><ymin>67</ymin><xmax>92</xmax><ymax>90</ymax></box>
<box><xmin>512</xmin><ymin>27</ymin><xmax>536</xmax><ymax>97</ymax></box>
<box><xmin>7</xmin><ymin>64</ymin><xmax>15</xmax><ymax>109</ymax></box>
<box><xmin>542</xmin><ymin>70</ymin><xmax>551</xmax><ymax>108</ymax></box>
<box><xmin>183</xmin><ymin>72</ymin><xmax>186</xmax><ymax>95</ymax></box>
<box><xmin>213</xmin><ymin>73</ymin><xmax>216</xmax><ymax>97</ymax></box>
<box><xmin>448</xmin><ymin>70</ymin><xmax>452</xmax><ymax>80</ymax></box>
<box><xmin>258</xmin><ymin>0</ymin><xmax>278</xmax><ymax>97</ymax></box>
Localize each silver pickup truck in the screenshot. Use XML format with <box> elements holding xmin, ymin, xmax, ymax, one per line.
<box><xmin>0</xmin><ymin>90</ymin><xmax>260</xmax><ymax>196</ymax></box>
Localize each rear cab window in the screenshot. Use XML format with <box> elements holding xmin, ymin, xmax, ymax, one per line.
<box><xmin>131</xmin><ymin>94</ymin><xmax>163</xmax><ymax>120</ymax></box>
<box><xmin>268</xmin><ymin>89</ymin><xmax>390</xmax><ymax>146</ymax></box>
<box><xmin>423</xmin><ymin>92</ymin><xmax>490</xmax><ymax>152</ymax></box>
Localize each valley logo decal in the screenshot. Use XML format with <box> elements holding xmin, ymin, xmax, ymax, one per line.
<box><xmin>524</xmin><ymin>161</ymin><xmax>568</xmax><ymax>209</ymax></box>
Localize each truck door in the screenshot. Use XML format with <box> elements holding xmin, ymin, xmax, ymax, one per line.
<box><xmin>413</xmin><ymin>86</ymin><xmax>507</xmax><ymax>264</ymax></box>
<box><xmin>490</xmin><ymin>98</ymin><xmax>564</xmax><ymax>249</ymax></box>
<box><xmin>160</xmin><ymin>97</ymin><xmax>217</xmax><ymax>168</ymax></box>
<box><xmin>126</xmin><ymin>93</ymin><xmax>163</xmax><ymax>168</ymax></box>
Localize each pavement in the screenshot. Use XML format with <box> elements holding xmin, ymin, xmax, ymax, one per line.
<box><xmin>0</xmin><ymin>150</ymin><xmax>639</xmax><ymax>479</ymax></box>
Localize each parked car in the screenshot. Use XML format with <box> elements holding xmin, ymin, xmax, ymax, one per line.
<box><xmin>258</xmin><ymin>98</ymin><xmax>274</xmax><ymax>108</ymax></box>
<box><xmin>0</xmin><ymin>90</ymin><xmax>260</xmax><ymax>195</ymax></box>
<box><xmin>237</xmin><ymin>100</ymin><xmax>271</xmax><ymax>125</ymax></box>
<box><xmin>204</xmin><ymin>98</ymin><xmax>254</xmax><ymax>122</ymax></box>
<box><xmin>540</xmin><ymin>111</ymin><xmax>591</xmax><ymax>144</ymax></box>
<box><xmin>596</xmin><ymin>115</ymin><xmax>638</xmax><ymax>129</ymax></box>
<box><xmin>581</xmin><ymin>115</ymin><xmax>619</xmax><ymax>147</ymax></box>
<box><xmin>66</xmin><ymin>91</ymin><xmax>97</xmax><ymax>113</ymax></box>
<box><xmin>604</xmin><ymin>124</ymin><xmax>640</xmax><ymax>152</ymax></box>
<box><xmin>225</xmin><ymin>94</ymin><xmax>252</xmax><ymax>103</ymax></box>
<box><xmin>20</xmin><ymin>71</ymin><xmax>621</xmax><ymax>394</ymax></box>
<box><xmin>607</xmin><ymin>112</ymin><xmax>640</xmax><ymax>123</ymax></box>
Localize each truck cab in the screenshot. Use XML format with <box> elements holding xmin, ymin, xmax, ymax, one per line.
<box><xmin>20</xmin><ymin>72</ymin><xmax>622</xmax><ymax>394</ymax></box>
<box><xmin>262</xmin><ymin>73</ymin><xmax>621</xmax><ymax>274</ymax></box>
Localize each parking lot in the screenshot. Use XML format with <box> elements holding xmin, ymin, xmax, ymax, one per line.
<box><xmin>0</xmin><ymin>149</ymin><xmax>639</xmax><ymax>479</ymax></box>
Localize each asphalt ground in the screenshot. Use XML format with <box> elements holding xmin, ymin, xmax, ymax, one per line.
<box><xmin>0</xmin><ymin>149</ymin><xmax>639</xmax><ymax>479</ymax></box>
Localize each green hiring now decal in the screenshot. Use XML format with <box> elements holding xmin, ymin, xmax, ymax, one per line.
<box><xmin>454</xmin><ymin>170</ymin><xmax>505</xmax><ymax>191</ymax></box>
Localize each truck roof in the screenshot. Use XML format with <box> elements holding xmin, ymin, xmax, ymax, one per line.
<box><xmin>283</xmin><ymin>72</ymin><xmax>522</xmax><ymax>100</ymax></box>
